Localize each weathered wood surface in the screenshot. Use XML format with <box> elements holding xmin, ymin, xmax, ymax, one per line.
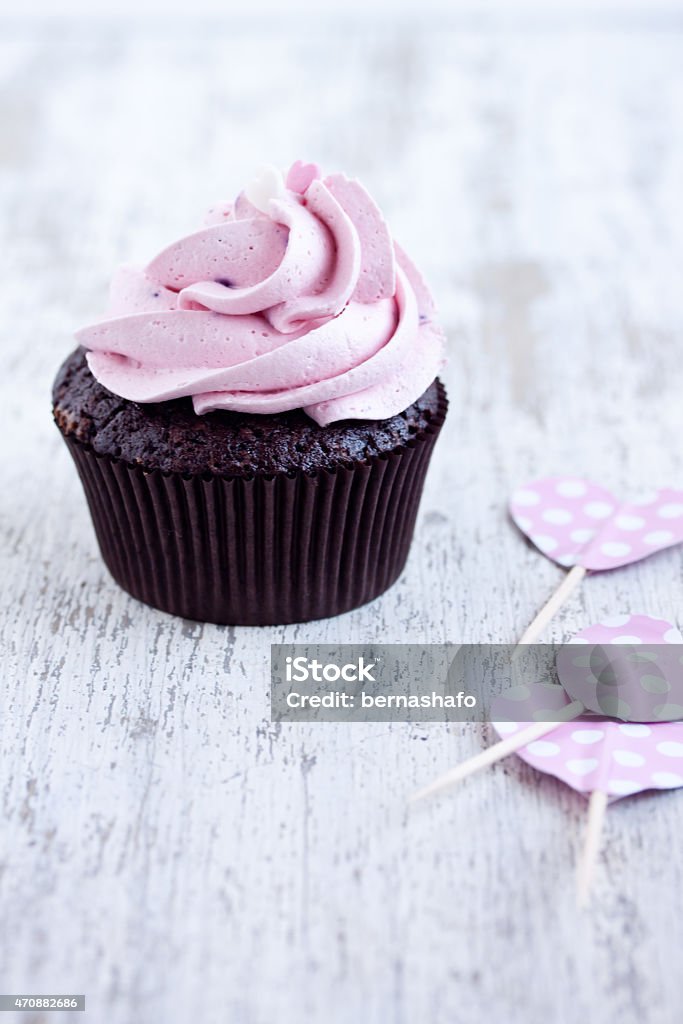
<box><xmin>1</xmin><ymin>16</ymin><xmax>683</xmax><ymax>1024</ymax></box>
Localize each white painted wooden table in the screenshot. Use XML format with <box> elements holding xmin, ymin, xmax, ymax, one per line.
<box><xmin>2</xmin><ymin>14</ymin><xmax>683</xmax><ymax>1024</ymax></box>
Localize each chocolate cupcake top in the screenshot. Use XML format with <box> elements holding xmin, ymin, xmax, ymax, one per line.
<box><xmin>53</xmin><ymin>348</ymin><xmax>445</xmax><ymax>477</ymax></box>
<box><xmin>76</xmin><ymin>162</ymin><xmax>446</xmax><ymax>426</ymax></box>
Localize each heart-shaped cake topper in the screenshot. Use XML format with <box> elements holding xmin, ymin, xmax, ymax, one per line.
<box><xmin>491</xmin><ymin>614</ymin><xmax>683</xmax><ymax>786</ymax></box>
<box><xmin>510</xmin><ymin>477</ymin><xmax>683</xmax><ymax>570</ymax></box>
<box><xmin>496</xmin><ymin>715</ymin><xmax>683</xmax><ymax>904</ymax></box>
<box><xmin>416</xmin><ymin>615</ymin><xmax>683</xmax><ymax>804</ymax></box>
<box><xmin>494</xmin><ymin>719</ymin><xmax>683</xmax><ymax>802</ymax></box>
<box><xmin>495</xmin><ymin>708</ymin><xmax>683</xmax><ymax>904</ymax></box>
<box><xmin>556</xmin><ymin>614</ymin><xmax>683</xmax><ymax>722</ymax></box>
<box><xmin>286</xmin><ymin>159</ymin><xmax>321</xmax><ymax>194</ymax></box>
<box><xmin>244</xmin><ymin>164</ymin><xmax>288</xmax><ymax>214</ymax></box>
<box><xmin>413</xmin><ymin>614</ymin><xmax>683</xmax><ymax>903</ymax></box>
<box><xmin>488</xmin><ymin>614</ymin><xmax>683</xmax><ymax>727</ymax></box>
<box><xmin>510</xmin><ymin>477</ymin><xmax>683</xmax><ymax>644</ymax></box>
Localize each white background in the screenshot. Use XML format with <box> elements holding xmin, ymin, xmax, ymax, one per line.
<box><xmin>5</xmin><ymin>0</ymin><xmax>683</xmax><ymax>20</ymax></box>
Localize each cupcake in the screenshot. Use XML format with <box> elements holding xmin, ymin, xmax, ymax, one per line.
<box><xmin>53</xmin><ymin>161</ymin><xmax>448</xmax><ymax>625</ymax></box>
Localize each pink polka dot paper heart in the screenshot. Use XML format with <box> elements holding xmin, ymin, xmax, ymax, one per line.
<box><xmin>420</xmin><ymin>615</ymin><xmax>683</xmax><ymax>903</ymax></box>
<box><xmin>493</xmin><ymin>715</ymin><xmax>683</xmax><ymax>904</ymax></box>
<box><xmin>510</xmin><ymin>477</ymin><xmax>683</xmax><ymax>570</ymax></box>
<box><xmin>493</xmin><ymin>719</ymin><xmax>683</xmax><ymax>804</ymax></box>
<box><xmin>493</xmin><ymin>614</ymin><xmax>683</xmax><ymax>729</ymax></box>
<box><xmin>556</xmin><ymin>614</ymin><xmax>683</xmax><ymax>722</ymax></box>
<box><xmin>493</xmin><ymin>615</ymin><xmax>683</xmax><ymax>902</ymax></box>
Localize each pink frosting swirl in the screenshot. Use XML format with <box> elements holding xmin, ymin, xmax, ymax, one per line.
<box><xmin>77</xmin><ymin>162</ymin><xmax>446</xmax><ymax>426</ymax></box>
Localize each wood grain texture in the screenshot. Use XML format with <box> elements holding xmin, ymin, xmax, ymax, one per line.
<box><xmin>1</xmin><ymin>16</ymin><xmax>683</xmax><ymax>1024</ymax></box>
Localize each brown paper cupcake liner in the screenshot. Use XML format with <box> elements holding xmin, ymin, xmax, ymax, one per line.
<box><xmin>59</xmin><ymin>385</ymin><xmax>447</xmax><ymax>625</ymax></box>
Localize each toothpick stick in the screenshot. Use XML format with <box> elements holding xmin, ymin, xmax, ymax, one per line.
<box><xmin>410</xmin><ymin>700</ymin><xmax>585</xmax><ymax>804</ymax></box>
<box><xmin>576</xmin><ymin>789</ymin><xmax>608</xmax><ymax>908</ymax></box>
<box><xmin>517</xmin><ymin>564</ymin><xmax>587</xmax><ymax>646</ymax></box>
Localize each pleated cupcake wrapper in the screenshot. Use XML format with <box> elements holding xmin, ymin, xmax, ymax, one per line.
<box><xmin>58</xmin><ymin>387</ymin><xmax>447</xmax><ymax>625</ymax></box>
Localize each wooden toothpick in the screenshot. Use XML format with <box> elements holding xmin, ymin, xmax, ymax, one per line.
<box><xmin>409</xmin><ymin>700</ymin><xmax>585</xmax><ymax>803</ymax></box>
<box><xmin>517</xmin><ymin>564</ymin><xmax>587</xmax><ymax>645</ymax></box>
<box><xmin>576</xmin><ymin>789</ymin><xmax>608</xmax><ymax>908</ymax></box>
